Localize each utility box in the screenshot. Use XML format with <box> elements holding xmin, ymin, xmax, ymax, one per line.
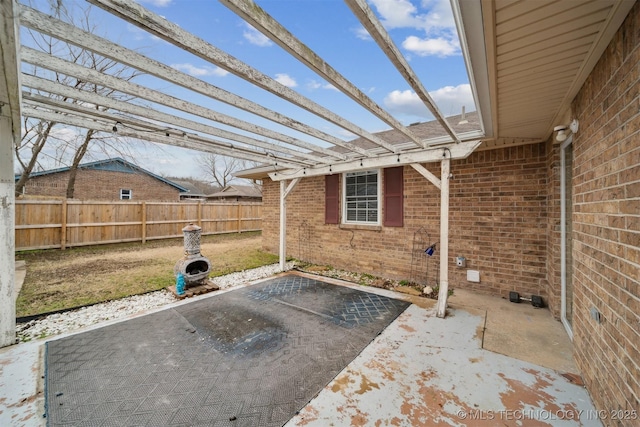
<box><xmin>467</xmin><ymin>270</ymin><xmax>480</xmax><ymax>283</ymax></box>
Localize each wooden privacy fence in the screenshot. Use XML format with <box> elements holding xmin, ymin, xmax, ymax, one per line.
<box><xmin>15</xmin><ymin>200</ymin><xmax>262</xmax><ymax>251</ymax></box>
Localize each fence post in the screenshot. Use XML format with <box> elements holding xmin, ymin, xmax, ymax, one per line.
<box><xmin>237</xmin><ymin>203</ymin><xmax>241</xmax><ymax>233</ymax></box>
<box><xmin>60</xmin><ymin>199</ymin><xmax>67</xmax><ymax>250</ymax></box>
<box><xmin>197</xmin><ymin>201</ymin><xmax>202</xmax><ymax>227</ymax></box>
<box><xmin>141</xmin><ymin>201</ymin><xmax>147</xmax><ymax>244</ymax></box>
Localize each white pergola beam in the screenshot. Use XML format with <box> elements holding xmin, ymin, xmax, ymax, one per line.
<box><xmin>220</xmin><ymin>0</ymin><xmax>424</xmax><ymax>151</ymax></box>
<box><xmin>18</xmin><ymin>4</ymin><xmax>359</xmax><ymax>160</ymax></box>
<box><xmin>345</xmin><ymin>0</ymin><xmax>462</xmax><ymax>144</ymax></box>
<box><xmin>22</xmin><ymin>106</ymin><xmax>306</xmax><ymax>169</ymax></box>
<box><xmin>21</xmin><ymin>79</ymin><xmax>323</xmax><ymax>166</ymax></box>
<box><xmin>410</xmin><ymin>163</ymin><xmax>441</xmax><ymax>189</ymax></box>
<box><xmin>268</xmin><ymin>140</ymin><xmax>481</xmax><ymax>181</ymax></box>
<box><xmin>21</xmin><ymin>48</ymin><xmax>348</xmax><ymax>162</ymax></box>
<box><xmin>87</xmin><ymin>0</ymin><xmax>395</xmax><ymax>156</ymax></box>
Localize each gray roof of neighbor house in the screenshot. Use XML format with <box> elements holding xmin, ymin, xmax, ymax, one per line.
<box><xmin>170</xmin><ymin>180</ymin><xmax>214</xmax><ymax>197</ymax></box>
<box><xmin>15</xmin><ymin>157</ymin><xmax>189</xmax><ymax>192</ymax></box>
<box><xmin>208</xmin><ymin>185</ymin><xmax>262</xmax><ymax>199</ymax></box>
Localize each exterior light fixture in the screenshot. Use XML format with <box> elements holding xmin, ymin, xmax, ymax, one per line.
<box><xmin>554</xmin><ymin>119</ymin><xmax>579</xmax><ymax>142</ymax></box>
<box><xmin>554</xmin><ymin>125</ymin><xmax>568</xmax><ymax>142</ymax></box>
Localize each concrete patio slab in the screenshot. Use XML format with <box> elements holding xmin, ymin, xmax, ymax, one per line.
<box><xmin>0</xmin><ymin>272</ymin><xmax>600</xmax><ymax>427</ymax></box>
<box><xmin>43</xmin><ymin>275</ymin><xmax>409</xmax><ymax>426</ymax></box>
<box><xmin>286</xmin><ymin>304</ymin><xmax>599</xmax><ymax>427</ymax></box>
<box><xmin>447</xmin><ymin>288</ymin><xmax>578</xmax><ymax>375</ymax></box>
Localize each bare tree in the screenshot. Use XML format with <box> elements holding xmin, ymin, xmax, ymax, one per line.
<box><xmin>197</xmin><ymin>153</ymin><xmax>247</xmax><ymax>189</ymax></box>
<box><xmin>16</xmin><ymin>0</ymin><xmax>144</xmax><ymax>198</ymax></box>
<box><xmin>14</xmin><ymin>119</ymin><xmax>55</xmax><ymax>195</ymax></box>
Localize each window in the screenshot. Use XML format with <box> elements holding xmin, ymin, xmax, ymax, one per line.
<box><xmin>120</xmin><ymin>189</ymin><xmax>132</xmax><ymax>200</ymax></box>
<box><xmin>343</xmin><ymin>170</ymin><xmax>380</xmax><ymax>224</ymax></box>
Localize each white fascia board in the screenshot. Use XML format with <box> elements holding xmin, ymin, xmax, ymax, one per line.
<box><xmin>268</xmin><ymin>140</ymin><xmax>481</xmax><ymax>181</ymax></box>
<box><xmin>451</xmin><ymin>0</ymin><xmax>494</xmax><ymax>139</ymax></box>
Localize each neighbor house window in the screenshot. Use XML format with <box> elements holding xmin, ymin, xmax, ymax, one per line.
<box><xmin>343</xmin><ymin>170</ymin><xmax>380</xmax><ymax>224</ymax></box>
<box><xmin>120</xmin><ymin>189</ymin><xmax>132</xmax><ymax>200</ymax></box>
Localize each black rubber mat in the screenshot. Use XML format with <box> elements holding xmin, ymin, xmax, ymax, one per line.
<box><xmin>44</xmin><ymin>274</ymin><xmax>410</xmax><ymax>426</ymax></box>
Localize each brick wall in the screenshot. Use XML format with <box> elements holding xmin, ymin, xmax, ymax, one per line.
<box><xmin>571</xmin><ymin>2</ymin><xmax>640</xmax><ymax>417</ymax></box>
<box><xmin>263</xmin><ymin>142</ymin><xmax>549</xmax><ymax>301</ymax></box>
<box><xmin>23</xmin><ymin>169</ymin><xmax>181</xmax><ymax>201</ymax></box>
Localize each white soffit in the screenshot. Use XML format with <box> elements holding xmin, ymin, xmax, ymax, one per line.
<box><xmin>458</xmin><ymin>0</ymin><xmax>635</xmax><ymax>142</ymax></box>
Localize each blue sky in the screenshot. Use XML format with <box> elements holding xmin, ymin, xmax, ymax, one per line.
<box><xmin>22</xmin><ymin>0</ymin><xmax>474</xmax><ymax>180</ymax></box>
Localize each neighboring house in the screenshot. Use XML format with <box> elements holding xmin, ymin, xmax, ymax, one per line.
<box><xmin>237</xmin><ymin>1</ymin><xmax>639</xmax><ymax>416</ymax></box>
<box><xmin>171</xmin><ymin>179</ymin><xmax>217</xmax><ymax>201</ymax></box>
<box><xmin>207</xmin><ymin>184</ymin><xmax>262</xmax><ymax>202</ymax></box>
<box><xmin>16</xmin><ymin>158</ymin><xmax>188</xmax><ymax>201</ymax></box>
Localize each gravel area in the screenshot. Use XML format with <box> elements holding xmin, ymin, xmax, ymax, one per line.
<box><xmin>16</xmin><ymin>262</ymin><xmax>295</xmax><ymax>343</ymax></box>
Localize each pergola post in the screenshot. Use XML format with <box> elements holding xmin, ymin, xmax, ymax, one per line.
<box><xmin>279</xmin><ymin>178</ymin><xmax>300</xmax><ymax>271</ymax></box>
<box><xmin>0</xmin><ymin>115</ymin><xmax>16</xmax><ymax>348</ymax></box>
<box><xmin>279</xmin><ymin>180</ymin><xmax>286</xmax><ymax>271</ymax></box>
<box><xmin>436</xmin><ymin>158</ymin><xmax>450</xmax><ymax>318</ymax></box>
<box><xmin>0</xmin><ymin>0</ymin><xmax>20</xmax><ymax>348</ymax></box>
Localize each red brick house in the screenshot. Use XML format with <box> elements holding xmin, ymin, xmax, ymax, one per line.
<box><xmin>238</xmin><ymin>1</ymin><xmax>640</xmax><ymax>417</ymax></box>
<box><xmin>17</xmin><ymin>158</ymin><xmax>187</xmax><ymax>202</ymax></box>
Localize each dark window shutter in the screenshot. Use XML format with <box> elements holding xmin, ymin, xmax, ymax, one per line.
<box><xmin>325</xmin><ymin>174</ymin><xmax>339</xmax><ymax>224</ymax></box>
<box><xmin>384</xmin><ymin>166</ymin><xmax>403</xmax><ymax>227</ymax></box>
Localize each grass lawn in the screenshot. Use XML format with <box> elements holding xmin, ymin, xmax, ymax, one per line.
<box><xmin>15</xmin><ymin>231</ymin><xmax>277</xmax><ymax>317</ymax></box>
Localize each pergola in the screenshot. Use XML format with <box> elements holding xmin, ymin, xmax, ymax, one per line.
<box><xmin>1</xmin><ymin>0</ymin><xmax>632</xmax><ymax>347</ymax></box>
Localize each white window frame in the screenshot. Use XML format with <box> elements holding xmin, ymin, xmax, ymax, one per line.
<box><xmin>342</xmin><ymin>169</ymin><xmax>381</xmax><ymax>225</ymax></box>
<box><xmin>120</xmin><ymin>188</ymin><xmax>132</xmax><ymax>200</ymax></box>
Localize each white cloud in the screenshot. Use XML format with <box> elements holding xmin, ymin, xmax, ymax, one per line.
<box><xmin>307</xmin><ymin>79</ymin><xmax>338</xmax><ymax>91</ymax></box>
<box><xmin>402</xmin><ymin>35</ymin><xmax>459</xmax><ymax>57</ymax></box>
<box><xmin>370</xmin><ymin>0</ymin><xmax>422</xmax><ymax>29</ymax></box>
<box><xmin>367</xmin><ymin>0</ymin><xmax>460</xmax><ymax>57</ymax></box>
<box><xmin>275</xmin><ymin>73</ymin><xmax>297</xmax><ymax>88</ymax></box>
<box><xmin>371</xmin><ymin>0</ymin><xmax>454</xmax><ymax>30</ymax></box>
<box><xmin>430</xmin><ymin>84</ymin><xmax>474</xmax><ymax>110</ymax></box>
<box><xmin>171</xmin><ymin>63</ymin><xmax>229</xmax><ymax>77</ymax></box>
<box><xmin>354</xmin><ymin>26</ymin><xmax>371</xmax><ymax>41</ymax></box>
<box><xmin>384</xmin><ymin>89</ymin><xmax>428</xmax><ymax>117</ymax></box>
<box><xmin>383</xmin><ymin>84</ymin><xmax>473</xmax><ymax>119</ymax></box>
<box><xmin>138</xmin><ymin>0</ymin><xmax>172</xmax><ymax>6</ymax></box>
<box><xmin>243</xmin><ymin>23</ymin><xmax>273</xmax><ymax>47</ymax></box>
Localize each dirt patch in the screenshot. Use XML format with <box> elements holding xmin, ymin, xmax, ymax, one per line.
<box><xmin>295</xmin><ymin>264</ymin><xmax>451</xmax><ymax>304</ymax></box>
